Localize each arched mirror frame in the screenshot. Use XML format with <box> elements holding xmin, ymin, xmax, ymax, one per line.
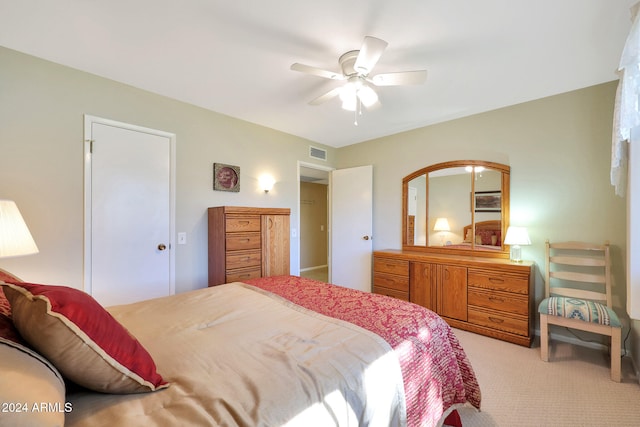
<box><xmin>402</xmin><ymin>160</ymin><xmax>511</xmax><ymax>258</ymax></box>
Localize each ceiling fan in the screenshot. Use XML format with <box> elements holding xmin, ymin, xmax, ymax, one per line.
<box><xmin>291</xmin><ymin>36</ymin><xmax>427</xmax><ymax>118</ymax></box>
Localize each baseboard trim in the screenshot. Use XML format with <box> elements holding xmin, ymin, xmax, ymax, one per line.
<box><xmin>300</xmin><ymin>264</ymin><xmax>328</xmax><ymax>272</ymax></box>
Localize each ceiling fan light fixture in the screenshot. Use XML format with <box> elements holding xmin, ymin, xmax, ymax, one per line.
<box><xmin>357</xmin><ymin>84</ymin><xmax>378</xmax><ymax>107</ymax></box>
<box><xmin>339</xmin><ymin>85</ymin><xmax>357</xmax><ymax>111</ymax></box>
<box><xmin>341</xmin><ymin>96</ymin><xmax>357</xmax><ymax>111</ymax></box>
<box><xmin>291</xmin><ymin>36</ymin><xmax>427</xmax><ymax>114</ymax></box>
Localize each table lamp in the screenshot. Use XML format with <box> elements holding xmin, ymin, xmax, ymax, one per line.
<box><xmin>433</xmin><ymin>217</ymin><xmax>450</xmax><ymax>246</ymax></box>
<box><xmin>504</xmin><ymin>226</ymin><xmax>530</xmax><ymax>262</ymax></box>
<box><xmin>0</xmin><ymin>200</ymin><xmax>39</xmax><ymax>259</ymax></box>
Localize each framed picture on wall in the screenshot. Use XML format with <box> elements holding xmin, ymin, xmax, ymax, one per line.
<box><xmin>213</xmin><ymin>163</ymin><xmax>240</xmax><ymax>192</ymax></box>
<box><xmin>474</xmin><ymin>190</ymin><xmax>501</xmax><ymax>212</ymax></box>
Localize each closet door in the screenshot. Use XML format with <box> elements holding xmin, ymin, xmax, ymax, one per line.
<box><xmin>262</xmin><ymin>214</ymin><xmax>290</xmax><ymax>277</ymax></box>
<box><xmin>85</xmin><ymin>116</ymin><xmax>175</xmax><ymax>306</ymax></box>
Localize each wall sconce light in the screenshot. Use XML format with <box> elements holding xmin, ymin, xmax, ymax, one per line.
<box><xmin>433</xmin><ymin>217</ymin><xmax>450</xmax><ymax>246</ymax></box>
<box><xmin>259</xmin><ymin>175</ymin><xmax>275</xmax><ymax>193</ymax></box>
<box><xmin>504</xmin><ymin>226</ymin><xmax>531</xmax><ymax>262</ymax></box>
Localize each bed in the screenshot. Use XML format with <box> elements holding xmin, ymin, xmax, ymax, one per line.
<box><xmin>1</xmin><ymin>270</ymin><xmax>481</xmax><ymax>427</ymax></box>
<box><xmin>445</xmin><ymin>220</ymin><xmax>503</xmax><ymax>251</ymax></box>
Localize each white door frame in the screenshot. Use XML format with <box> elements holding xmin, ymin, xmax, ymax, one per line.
<box><xmin>83</xmin><ymin>115</ymin><xmax>176</xmax><ymax>296</ymax></box>
<box><xmin>297</xmin><ymin>161</ymin><xmax>334</xmax><ymax>279</ymax></box>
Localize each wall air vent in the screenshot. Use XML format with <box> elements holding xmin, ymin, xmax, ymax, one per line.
<box><xmin>309</xmin><ymin>146</ymin><xmax>327</xmax><ymax>161</ymax></box>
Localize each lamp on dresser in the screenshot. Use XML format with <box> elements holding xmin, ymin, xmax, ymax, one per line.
<box><xmin>433</xmin><ymin>217</ymin><xmax>450</xmax><ymax>246</ymax></box>
<box><xmin>0</xmin><ymin>200</ymin><xmax>39</xmax><ymax>259</ymax></box>
<box><xmin>504</xmin><ymin>226</ymin><xmax>530</xmax><ymax>262</ymax></box>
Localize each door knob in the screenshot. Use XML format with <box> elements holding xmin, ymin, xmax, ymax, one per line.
<box><xmin>157</xmin><ymin>244</ymin><xmax>167</xmax><ymax>251</ymax></box>
<box><xmin>362</xmin><ymin>235</ymin><xmax>370</xmax><ymax>240</ymax></box>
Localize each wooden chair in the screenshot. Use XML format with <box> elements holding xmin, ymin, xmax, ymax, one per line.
<box><xmin>538</xmin><ymin>240</ymin><xmax>622</xmax><ymax>382</ymax></box>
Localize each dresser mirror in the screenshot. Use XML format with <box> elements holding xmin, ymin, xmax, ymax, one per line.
<box><xmin>402</xmin><ymin>160</ymin><xmax>510</xmax><ymax>258</ymax></box>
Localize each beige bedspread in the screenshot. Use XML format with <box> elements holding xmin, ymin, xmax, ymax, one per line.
<box><xmin>66</xmin><ymin>283</ymin><xmax>406</xmax><ymax>426</ymax></box>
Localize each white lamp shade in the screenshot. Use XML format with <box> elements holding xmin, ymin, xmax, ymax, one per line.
<box><xmin>504</xmin><ymin>226</ymin><xmax>531</xmax><ymax>246</ymax></box>
<box><xmin>339</xmin><ymin>80</ymin><xmax>379</xmax><ymax>110</ymax></box>
<box><xmin>357</xmin><ymin>85</ymin><xmax>378</xmax><ymax>107</ymax></box>
<box><xmin>433</xmin><ymin>217</ymin><xmax>450</xmax><ymax>232</ymax></box>
<box><xmin>0</xmin><ymin>200</ymin><xmax>39</xmax><ymax>258</ymax></box>
<box><xmin>340</xmin><ymin>84</ymin><xmax>357</xmax><ymax>111</ymax></box>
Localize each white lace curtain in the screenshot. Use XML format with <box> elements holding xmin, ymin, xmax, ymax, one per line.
<box><xmin>612</xmin><ymin>2</ymin><xmax>640</xmax><ymax>197</ymax></box>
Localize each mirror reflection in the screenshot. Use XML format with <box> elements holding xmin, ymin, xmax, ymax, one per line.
<box><xmin>403</xmin><ymin>161</ymin><xmax>510</xmax><ymax>258</ymax></box>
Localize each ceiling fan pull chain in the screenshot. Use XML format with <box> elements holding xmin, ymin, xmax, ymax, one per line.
<box><xmin>354</xmin><ymin>97</ymin><xmax>362</xmax><ymax>126</ymax></box>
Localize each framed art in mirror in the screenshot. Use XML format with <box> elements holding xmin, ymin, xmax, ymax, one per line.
<box><xmin>474</xmin><ymin>191</ymin><xmax>501</xmax><ymax>213</ymax></box>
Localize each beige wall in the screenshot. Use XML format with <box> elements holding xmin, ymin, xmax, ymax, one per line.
<box><xmin>336</xmin><ymin>81</ymin><xmax>632</xmax><ymax>358</ymax></box>
<box><xmin>0</xmin><ymin>46</ymin><xmax>336</xmax><ymax>291</ymax></box>
<box><xmin>1</xmin><ymin>46</ymin><xmax>636</xmax><ymax>372</ymax></box>
<box><xmin>299</xmin><ymin>182</ymin><xmax>328</xmax><ymax>269</ymax></box>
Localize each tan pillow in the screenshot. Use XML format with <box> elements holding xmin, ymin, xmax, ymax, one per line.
<box><xmin>0</xmin><ymin>341</ymin><xmax>66</xmax><ymax>427</ymax></box>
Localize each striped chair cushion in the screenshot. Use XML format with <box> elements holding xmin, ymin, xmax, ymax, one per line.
<box><xmin>538</xmin><ymin>297</ymin><xmax>621</xmax><ymax>328</ymax></box>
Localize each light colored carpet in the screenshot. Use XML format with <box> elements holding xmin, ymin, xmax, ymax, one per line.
<box><xmin>300</xmin><ymin>266</ymin><xmax>328</xmax><ymax>283</ymax></box>
<box><xmin>452</xmin><ymin>328</ymin><xmax>640</xmax><ymax>426</ymax></box>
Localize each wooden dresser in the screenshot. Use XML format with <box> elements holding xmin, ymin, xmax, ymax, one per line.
<box><xmin>208</xmin><ymin>206</ymin><xmax>290</xmax><ymax>286</ymax></box>
<box><xmin>374</xmin><ymin>250</ymin><xmax>534</xmax><ymax>346</ymax></box>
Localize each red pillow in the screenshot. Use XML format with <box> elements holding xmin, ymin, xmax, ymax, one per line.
<box><xmin>0</xmin><ymin>289</ymin><xmax>10</xmax><ymax>317</ymax></box>
<box><xmin>2</xmin><ymin>282</ymin><xmax>168</xmax><ymax>394</ymax></box>
<box><xmin>0</xmin><ymin>268</ymin><xmax>22</xmax><ymax>283</ymax></box>
<box><xmin>477</xmin><ymin>229</ymin><xmax>494</xmax><ymax>245</ymax></box>
<box><xmin>0</xmin><ymin>268</ymin><xmax>22</xmax><ymax>317</ymax></box>
<box><xmin>0</xmin><ymin>313</ymin><xmax>25</xmax><ymax>345</ymax></box>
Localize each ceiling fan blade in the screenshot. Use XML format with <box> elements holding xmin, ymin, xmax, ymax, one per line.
<box><xmin>371</xmin><ymin>70</ymin><xmax>428</xmax><ymax>86</ymax></box>
<box><xmin>290</xmin><ymin>63</ymin><xmax>343</xmax><ymax>80</ymax></box>
<box><xmin>353</xmin><ymin>36</ymin><xmax>388</xmax><ymax>75</ymax></box>
<box><xmin>309</xmin><ymin>87</ymin><xmax>342</xmax><ymax>105</ymax></box>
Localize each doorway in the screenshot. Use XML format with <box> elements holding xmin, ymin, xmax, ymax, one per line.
<box><xmin>298</xmin><ymin>162</ymin><xmax>373</xmax><ymax>291</ymax></box>
<box><xmin>299</xmin><ymin>164</ymin><xmax>330</xmax><ymax>283</ymax></box>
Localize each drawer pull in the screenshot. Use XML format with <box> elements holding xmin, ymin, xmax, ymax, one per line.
<box><xmin>488</xmin><ymin>317</ymin><xmax>504</xmax><ymax>324</ymax></box>
<box><xmin>489</xmin><ymin>277</ymin><xmax>504</xmax><ymax>284</ymax></box>
<box><xmin>489</xmin><ymin>296</ymin><xmax>505</xmax><ymax>303</ymax></box>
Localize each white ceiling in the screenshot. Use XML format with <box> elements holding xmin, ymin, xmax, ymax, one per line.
<box><xmin>0</xmin><ymin>0</ymin><xmax>635</xmax><ymax>148</ymax></box>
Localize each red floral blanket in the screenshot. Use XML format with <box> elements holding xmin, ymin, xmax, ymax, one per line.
<box><xmin>245</xmin><ymin>276</ymin><xmax>481</xmax><ymax>427</ymax></box>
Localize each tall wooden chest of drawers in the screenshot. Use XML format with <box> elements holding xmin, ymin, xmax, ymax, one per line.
<box><xmin>208</xmin><ymin>206</ymin><xmax>290</xmax><ymax>286</ymax></box>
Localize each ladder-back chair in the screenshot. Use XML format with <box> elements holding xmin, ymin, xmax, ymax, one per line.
<box><xmin>538</xmin><ymin>240</ymin><xmax>621</xmax><ymax>382</ymax></box>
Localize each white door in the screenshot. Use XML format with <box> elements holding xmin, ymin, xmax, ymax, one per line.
<box><xmin>329</xmin><ymin>165</ymin><xmax>373</xmax><ymax>292</ymax></box>
<box><xmin>84</xmin><ymin>116</ymin><xmax>175</xmax><ymax>306</ymax></box>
